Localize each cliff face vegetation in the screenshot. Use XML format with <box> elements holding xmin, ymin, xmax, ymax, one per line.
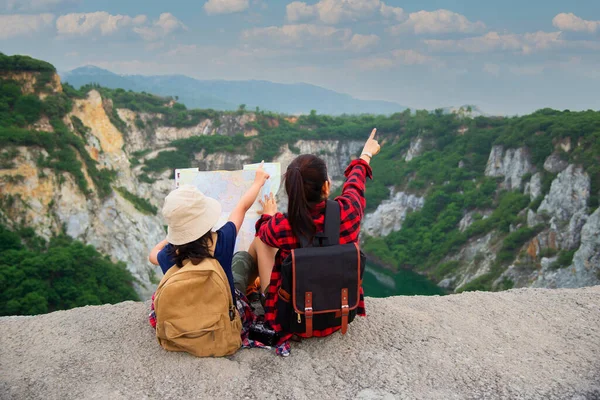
<box><xmin>1</xmin><ymin>54</ymin><xmax>599</xmax><ymax>315</ymax></box>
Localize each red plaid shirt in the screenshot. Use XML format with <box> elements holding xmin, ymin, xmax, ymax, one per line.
<box><xmin>256</xmin><ymin>159</ymin><xmax>372</xmax><ymax>343</ymax></box>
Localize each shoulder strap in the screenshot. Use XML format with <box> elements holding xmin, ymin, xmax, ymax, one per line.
<box><xmin>297</xmin><ymin>200</ymin><xmax>341</xmax><ymax>247</ymax></box>
<box><xmin>323</xmin><ymin>200</ymin><xmax>341</xmax><ymax>245</ymax></box>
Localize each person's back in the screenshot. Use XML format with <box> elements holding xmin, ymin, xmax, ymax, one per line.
<box><xmin>255</xmin><ymin>129</ymin><xmax>381</xmax><ymax>354</ymax></box>
<box><xmin>153</xmin><ymin>234</ymin><xmax>242</xmax><ymax>357</ymax></box>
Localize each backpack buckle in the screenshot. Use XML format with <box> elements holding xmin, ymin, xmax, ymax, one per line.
<box><xmin>229</xmin><ymin>306</ymin><xmax>235</xmax><ymax>321</ymax></box>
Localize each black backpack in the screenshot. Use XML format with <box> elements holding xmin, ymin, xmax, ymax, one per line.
<box><xmin>275</xmin><ymin>200</ymin><xmax>366</xmax><ymax>337</ymax></box>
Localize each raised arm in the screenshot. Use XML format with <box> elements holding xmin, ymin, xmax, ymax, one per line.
<box><xmin>228</xmin><ymin>161</ymin><xmax>270</xmax><ymax>233</ymax></box>
<box><xmin>337</xmin><ymin>128</ymin><xmax>380</xmax><ymax>218</ymax></box>
<box><xmin>148</xmin><ymin>238</ymin><xmax>169</xmax><ymax>265</ymax></box>
<box><xmin>359</xmin><ymin>128</ymin><xmax>380</xmax><ymax>165</ymax></box>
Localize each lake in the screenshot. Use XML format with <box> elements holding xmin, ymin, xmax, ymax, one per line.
<box><xmin>362</xmin><ymin>261</ymin><xmax>445</xmax><ymax>297</ymax></box>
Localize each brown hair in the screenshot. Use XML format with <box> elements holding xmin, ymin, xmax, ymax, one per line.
<box><xmin>166</xmin><ymin>230</ymin><xmax>214</xmax><ymax>268</ymax></box>
<box><xmin>285</xmin><ymin>154</ymin><xmax>328</xmax><ymax>243</ymax></box>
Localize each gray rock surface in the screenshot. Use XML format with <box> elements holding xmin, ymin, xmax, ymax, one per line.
<box><xmin>445</xmin><ymin>232</ymin><xmax>498</xmax><ymax>290</ymax></box>
<box><xmin>363</xmin><ymin>190</ymin><xmax>425</xmax><ymax>237</ymax></box>
<box><xmin>530</xmin><ymin>165</ymin><xmax>591</xmax><ymax>253</ymax></box>
<box><xmin>524</xmin><ymin>172</ymin><xmax>542</xmax><ymax>201</ymax></box>
<box><xmin>537</xmin><ymin>165</ymin><xmax>590</xmax><ymax>223</ymax></box>
<box><xmin>1</xmin><ymin>288</ymin><xmax>599</xmax><ymax>399</ymax></box>
<box><xmin>484</xmin><ymin>146</ymin><xmax>534</xmax><ymax>191</ymax></box>
<box><xmin>404</xmin><ymin>137</ymin><xmax>423</xmax><ymax>162</ymax></box>
<box><xmin>532</xmin><ymin>208</ymin><xmax>600</xmax><ymax>288</ymax></box>
<box><xmin>543</xmin><ymin>152</ymin><xmax>569</xmax><ymax>173</ymax></box>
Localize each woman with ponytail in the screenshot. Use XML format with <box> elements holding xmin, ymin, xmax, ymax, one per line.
<box><xmin>253</xmin><ymin>128</ymin><xmax>381</xmax><ymax>355</ymax></box>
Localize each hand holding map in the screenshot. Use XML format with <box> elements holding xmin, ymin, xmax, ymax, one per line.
<box><xmin>258</xmin><ymin>193</ymin><xmax>277</xmax><ymax>215</ymax></box>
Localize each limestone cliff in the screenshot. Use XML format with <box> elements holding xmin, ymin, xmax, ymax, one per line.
<box><xmin>484</xmin><ymin>145</ymin><xmax>534</xmax><ymax>191</ymax></box>
<box><xmin>1</xmin><ymin>287</ymin><xmax>599</xmax><ymax>399</ymax></box>
<box><xmin>362</xmin><ymin>190</ymin><xmax>425</xmax><ymax>237</ymax></box>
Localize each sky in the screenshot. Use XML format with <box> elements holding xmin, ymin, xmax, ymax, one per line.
<box><xmin>1</xmin><ymin>0</ymin><xmax>599</xmax><ymax>115</ymax></box>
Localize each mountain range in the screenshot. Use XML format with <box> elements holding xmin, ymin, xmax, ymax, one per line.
<box><xmin>60</xmin><ymin>66</ymin><xmax>407</xmax><ymax>115</ymax></box>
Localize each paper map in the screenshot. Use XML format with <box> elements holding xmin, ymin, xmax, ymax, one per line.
<box><xmin>175</xmin><ymin>163</ymin><xmax>281</xmax><ymax>251</ymax></box>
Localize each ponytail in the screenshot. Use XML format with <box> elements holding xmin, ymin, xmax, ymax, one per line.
<box><xmin>285</xmin><ymin>155</ymin><xmax>328</xmax><ymax>244</ymax></box>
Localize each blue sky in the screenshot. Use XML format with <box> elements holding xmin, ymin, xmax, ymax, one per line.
<box><xmin>1</xmin><ymin>0</ymin><xmax>599</xmax><ymax>115</ymax></box>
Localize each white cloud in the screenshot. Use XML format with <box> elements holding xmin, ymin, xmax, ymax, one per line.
<box><xmin>425</xmin><ymin>31</ymin><xmax>563</xmax><ymax>54</ymax></box>
<box><xmin>346</xmin><ymin>33</ymin><xmax>379</xmax><ymax>51</ymax></box>
<box><xmin>353</xmin><ymin>49</ymin><xmax>440</xmax><ymax>70</ymax></box>
<box><xmin>241</xmin><ymin>24</ymin><xmax>351</xmax><ymax>48</ymax></box>
<box><xmin>287</xmin><ymin>0</ymin><xmax>402</xmax><ymax>25</ymax></box>
<box><xmin>0</xmin><ymin>13</ymin><xmax>54</xmax><ymax>39</ymax></box>
<box><xmin>133</xmin><ymin>13</ymin><xmax>187</xmax><ymax>41</ymax></box>
<box><xmin>379</xmin><ymin>3</ymin><xmax>404</xmax><ymax>21</ymax></box>
<box><xmin>56</xmin><ymin>11</ymin><xmax>146</xmax><ymax>36</ymax></box>
<box><xmin>55</xmin><ymin>11</ymin><xmax>186</xmax><ymax>41</ymax></box>
<box><xmin>0</xmin><ymin>0</ymin><xmax>78</xmax><ymax>12</ymax></box>
<box><xmin>204</xmin><ymin>0</ymin><xmax>249</xmax><ymax>15</ymax></box>
<box><xmin>286</xmin><ymin>1</ymin><xmax>316</xmax><ymax>22</ymax></box>
<box><xmin>389</xmin><ymin>9</ymin><xmax>486</xmax><ymax>35</ymax></box>
<box><xmin>553</xmin><ymin>13</ymin><xmax>600</xmax><ymax>34</ymax></box>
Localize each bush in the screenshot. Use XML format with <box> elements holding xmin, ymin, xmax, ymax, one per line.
<box><xmin>431</xmin><ymin>261</ymin><xmax>460</xmax><ymax>281</ymax></box>
<box><xmin>550</xmin><ymin>250</ymin><xmax>576</xmax><ymax>270</ymax></box>
<box><xmin>14</xmin><ymin>95</ymin><xmax>42</xmax><ymax>125</ymax></box>
<box><xmin>498</xmin><ymin>225</ymin><xmax>544</xmax><ymax>265</ymax></box>
<box><xmin>115</xmin><ymin>187</ymin><xmax>158</xmax><ymax>215</ymax></box>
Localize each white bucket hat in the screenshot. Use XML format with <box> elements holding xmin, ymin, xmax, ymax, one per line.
<box><xmin>162</xmin><ymin>184</ymin><xmax>222</xmax><ymax>245</ymax></box>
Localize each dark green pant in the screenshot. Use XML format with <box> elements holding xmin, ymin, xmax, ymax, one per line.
<box><xmin>232</xmin><ymin>251</ymin><xmax>258</xmax><ymax>293</ymax></box>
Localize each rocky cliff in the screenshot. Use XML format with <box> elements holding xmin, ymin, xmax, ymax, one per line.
<box><xmin>363</xmin><ymin>140</ymin><xmax>599</xmax><ymax>293</ymax></box>
<box><xmin>1</xmin><ymin>287</ymin><xmax>599</xmax><ymax>399</ymax></box>
<box><xmin>454</xmin><ymin>146</ymin><xmax>599</xmax><ymax>291</ymax></box>
<box><xmin>2</xmin><ymin>63</ymin><xmax>599</xmax><ymax>303</ymax></box>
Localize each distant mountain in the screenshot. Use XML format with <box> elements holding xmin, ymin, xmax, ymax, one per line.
<box><xmin>61</xmin><ymin>66</ymin><xmax>407</xmax><ymax>115</ymax></box>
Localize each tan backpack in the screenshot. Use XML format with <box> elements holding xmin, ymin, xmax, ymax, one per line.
<box><xmin>153</xmin><ymin>236</ymin><xmax>242</xmax><ymax>357</ymax></box>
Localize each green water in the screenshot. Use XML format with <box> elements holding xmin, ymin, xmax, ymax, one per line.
<box><xmin>362</xmin><ymin>262</ymin><xmax>445</xmax><ymax>297</ymax></box>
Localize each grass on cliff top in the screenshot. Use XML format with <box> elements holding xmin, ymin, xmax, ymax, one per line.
<box><xmin>0</xmin><ymin>53</ymin><xmax>56</xmax><ymax>73</ymax></box>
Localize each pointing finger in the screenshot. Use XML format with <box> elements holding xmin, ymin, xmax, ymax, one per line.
<box><xmin>369</xmin><ymin>128</ymin><xmax>377</xmax><ymax>140</ymax></box>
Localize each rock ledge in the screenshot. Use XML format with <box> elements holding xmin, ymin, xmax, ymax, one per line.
<box><xmin>1</xmin><ymin>287</ymin><xmax>599</xmax><ymax>399</ymax></box>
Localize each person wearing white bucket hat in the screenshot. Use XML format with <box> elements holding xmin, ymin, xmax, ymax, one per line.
<box><xmin>148</xmin><ymin>162</ymin><xmax>271</xmax><ymax>309</ymax></box>
<box><xmin>162</xmin><ymin>184</ymin><xmax>222</xmax><ymax>246</ymax></box>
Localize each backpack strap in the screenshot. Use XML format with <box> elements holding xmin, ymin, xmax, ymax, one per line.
<box><xmin>298</xmin><ymin>200</ymin><xmax>341</xmax><ymax>248</ymax></box>
<box><xmin>322</xmin><ymin>200</ymin><xmax>340</xmax><ymax>246</ymax></box>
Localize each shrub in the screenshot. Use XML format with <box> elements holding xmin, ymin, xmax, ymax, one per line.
<box><xmin>14</xmin><ymin>95</ymin><xmax>42</xmax><ymax>125</ymax></box>
<box><xmin>550</xmin><ymin>250</ymin><xmax>576</xmax><ymax>270</ymax></box>
<box><xmin>115</xmin><ymin>187</ymin><xmax>158</xmax><ymax>215</ymax></box>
